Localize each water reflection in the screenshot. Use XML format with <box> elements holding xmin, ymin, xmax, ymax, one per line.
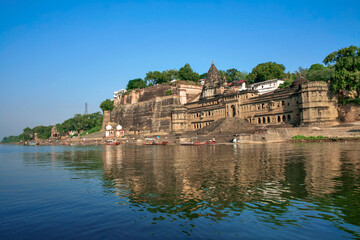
<box><xmin>16</xmin><ymin>143</ymin><xmax>360</xmax><ymax>237</ymax></box>
<box><xmin>100</xmin><ymin>144</ymin><xmax>360</xmax><ymax>230</ymax></box>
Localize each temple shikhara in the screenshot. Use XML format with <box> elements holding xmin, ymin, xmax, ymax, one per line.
<box><xmin>103</xmin><ymin>63</ymin><xmax>338</xmax><ymax>136</ymax></box>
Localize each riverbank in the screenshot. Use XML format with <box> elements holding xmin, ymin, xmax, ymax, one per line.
<box><xmin>6</xmin><ymin>121</ymin><xmax>360</xmax><ymax>145</ymax></box>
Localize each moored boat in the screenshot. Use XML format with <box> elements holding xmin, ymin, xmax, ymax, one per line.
<box><xmin>181</xmin><ymin>141</ymin><xmax>211</xmax><ymax>145</ymax></box>
<box><xmin>106</xmin><ymin>139</ymin><xmax>120</xmax><ymax>145</ymax></box>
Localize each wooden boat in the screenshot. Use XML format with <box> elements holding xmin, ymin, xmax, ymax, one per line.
<box><xmin>153</xmin><ymin>141</ymin><xmax>168</xmax><ymax>145</ymax></box>
<box><xmin>181</xmin><ymin>141</ymin><xmax>209</xmax><ymax>145</ymax></box>
<box><xmin>180</xmin><ymin>142</ymin><xmax>195</xmax><ymax>145</ymax></box>
<box><xmin>106</xmin><ymin>139</ymin><xmax>120</xmax><ymax>145</ymax></box>
<box><xmin>144</xmin><ymin>139</ymin><xmax>168</xmax><ymax>145</ymax></box>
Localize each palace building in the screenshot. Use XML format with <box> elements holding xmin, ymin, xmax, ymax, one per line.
<box><xmin>105</xmin><ymin>63</ymin><xmax>338</xmax><ymax>135</ymax></box>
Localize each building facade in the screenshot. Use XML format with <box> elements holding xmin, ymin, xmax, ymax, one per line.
<box><xmin>171</xmin><ymin>64</ymin><xmax>338</xmax><ymax>133</ymax></box>
<box><xmin>106</xmin><ymin>63</ymin><xmax>338</xmax><ymax>135</ymax></box>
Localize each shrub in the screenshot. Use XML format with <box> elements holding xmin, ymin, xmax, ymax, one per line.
<box><xmin>292</xmin><ymin>135</ymin><xmax>328</xmax><ymax>140</ymax></box>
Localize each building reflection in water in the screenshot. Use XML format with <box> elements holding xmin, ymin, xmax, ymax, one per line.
<box><xmin>100</xmin><ymin>143</ymin><xmax>360</xmax><ymax>221</ymax></box>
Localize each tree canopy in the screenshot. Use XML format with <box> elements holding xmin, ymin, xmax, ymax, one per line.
<box><xmin>1</xmin><ymin>112</ymin><xmax>103</xmax><ymax>143</ymax></box>
<box><xmin>324</xmin><ymin>45</ymin><xmax>360</xmax><ymax>94</ymax></box>
<box><xmin>225</xmin><ymin>68</ymin><xmax>248</xmax><ymax>82</ymax></box>
<box><xmin>144</xmin><ymin>70</ymin><xmax>179</xmax><ymax>85</ymax></box>
<box><xmin>249</xmin><ymin>62</ymin><xmax>286</xmax><ymax>83</ymax></box>
<box><xmin>309</xmin><ymin>63</ymin><xmax>326</xmax><ymax>72</ymax></box>
<box><xmin>178</xmin><ymin>64</ymin><xmax>200</xmax><ymax>82</ymax></box>
<box><xmin>100</xmin><ymin>99</ymin><xmax>114</xmax><ymax>112</ymax></box>
<box><xmin>56</xmin><ymin>112</ymin><xmax>103</xmax><ymax>134</ymax></box>
<box><xmin>126</xmin><ymin>78</ymin><xmax>147</xmax><ymax>90</ymax></box>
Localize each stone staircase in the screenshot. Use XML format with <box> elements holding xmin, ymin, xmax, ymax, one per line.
<box><xmin>178</xmin><ymin>117</ymin><xmax>257</xmax><ymax>143</ymax></box>
<box><xmin>196</xmin><ymin>117</ymin><xmax>256</xmax><ymax>134</ymax></box>
<box><xmin>83</xmin><ymin>131</ymin><xmax>105</xmax><ymax>139</ymax></box>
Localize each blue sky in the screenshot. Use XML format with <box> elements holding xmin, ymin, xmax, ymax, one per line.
<box><xmin>0</xmin><ymin>0</ymin><xmax>359</xmax><ymax>139</ymax></box>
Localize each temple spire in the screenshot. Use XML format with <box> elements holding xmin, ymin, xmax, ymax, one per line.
<box><xmin>204</xmin><ymin>61</ymin><xmax>224</xmax><ymax>88</ymax></box>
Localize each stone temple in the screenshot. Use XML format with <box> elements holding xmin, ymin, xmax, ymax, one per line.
<box><xmin>103</xmin><ymin>63</ymin><xmax>338</xmax><ymax>136</ymax></box>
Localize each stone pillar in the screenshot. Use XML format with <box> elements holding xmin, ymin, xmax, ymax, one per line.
<box><xmin>102</xmin><ymin>111</ymin><xmax>111</xmax><ymax>131</ymax></box>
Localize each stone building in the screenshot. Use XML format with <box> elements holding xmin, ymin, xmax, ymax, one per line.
<box><xmin>105</xmin><ymin>63</ymin><xmax>338</xmax><ymax>135</ymax></box>
<box><xmin>51</xmin><ymin>125</ymin><xmax>59</xmax><ymax>138</ymax></box>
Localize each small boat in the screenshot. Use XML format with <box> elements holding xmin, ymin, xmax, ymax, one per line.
<box><xmin>144</xmin><ymin>138</ymin><xmax>168</xmax><ymax>145</ymax></box>
<box><xmin>153</xmin><ymin>141</ymin><xmax>168</xmax><ymax>145</ymax></box>
<box><xmin>181</xmin><ymin>141</ymin><xmax>209</xmax><ymax>146</ymax></box>
<box><xmin>180</xmin><ymin>142</ymin><xmax>195</xmax><ymax>145</ymax></box>
<box><xmin>28</xmin><ymin>141</ymin><xmax>38</xmax><ymax>146</ymax></box>
<box><xmin>106</xmin><ymin>139</ymin><xmax>120</xmax><ymax>145</ymax></box>
<box><xmin>193</xmin><ymin>141</ymin><xmax>209</xmax><ymax>145</ymax></box>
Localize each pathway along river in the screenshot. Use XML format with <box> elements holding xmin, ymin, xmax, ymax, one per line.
<box><xmin>0</xmin><ymin>143</ymin><xmax>360</xmax><ymax>239</ymax></box>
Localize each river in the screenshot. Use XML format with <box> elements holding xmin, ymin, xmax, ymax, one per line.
<box><xmin>0</xmin><ymin>143</ymin><xmax>359</xmax><ymax>239</ymax></box>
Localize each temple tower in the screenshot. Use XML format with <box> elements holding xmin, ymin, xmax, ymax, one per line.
<box><xmin>201</xmin><ymin>62</ymin><xmax>226</xmax><ymax>98</ymax></box>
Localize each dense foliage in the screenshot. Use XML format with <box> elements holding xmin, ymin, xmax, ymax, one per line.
<box><xmin>56</xmin><ymin>112</ymin><xmax>103</xmax><ymax>135</ymax></box>
<box><xmin>178</xmin><ymin>64</ymin><xmax>200</xmax><ymax>82</ymax></box>
<box><xmin>1</xmin><ymin>112</ymin><xmax>103</xmax><ymax>143</ymax></box>
<box><xmin>145</xmin><ymin>69</ymin><xmax>179</xmax><ymax>85</ymax></box>
<box><xmin>324</xmin><ymin>45</ymin><xmax>360</xmax><ymax>95</ymax></box>
<box><xmin>100</xmin><ymin>99</ymin><xmax>114</xmax><ymax>112</ymax></box>
<box><xmin>248</xmin><ymin>62</ymin><xmax>286</xmax><ymax>83</ymax></box>
<box><xmin>225</xmin><ymin>68</ymin><xmax>248</xmax><ymax>83</ymax></box>
<box><xmin>126</xmin><ymin>78</ymin><xmax>147</xmax><ymax>90</ymax></box>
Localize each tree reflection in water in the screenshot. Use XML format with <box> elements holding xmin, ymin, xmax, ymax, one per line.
<box><xmin>100</xmin><ymin>143</ymin><xmax>360</xmax><ymax>232</ymax></box>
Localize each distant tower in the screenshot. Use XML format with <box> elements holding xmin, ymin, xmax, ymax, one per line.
<box><xmin>85</xmin><ymin>102</ymin><xmax>88</xmax><ymax>115</ymax></box>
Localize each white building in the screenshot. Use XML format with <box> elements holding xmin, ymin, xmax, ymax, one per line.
<box><xmin>113</xmin><ymin>89</ymin><xmax>127</xmax><ymax>100</ymax></box>
<box><xmin>248</xmin><ymin>79</ymin><xmax>285</xmax><ymax>95</ymax></box>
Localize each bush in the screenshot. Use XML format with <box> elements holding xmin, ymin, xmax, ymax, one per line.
<box><xmin>292</xmin><ymin>135</ymin><xmax>328</xmax><ymax>140</ymax></box>
<box><xmin>100</xmin><ymin>99</ymin><xmax>114</xmax><ymax>112</ymax></box>
<box><xmin>80</xmin><ymin>125</ymin><xmax>101</xmax><ymax>136</ymax></box>
<box><xmin>165</xmin><ymin>89</ymin><xmax>172</xmax><ymax>96</ymax></box>
<box><xmin>339</xmin><ymin>97</ymin><xmax>360</xmax><ymax>105</ymax></box>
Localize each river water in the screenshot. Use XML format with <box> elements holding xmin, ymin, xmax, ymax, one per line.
<box><xmin>0</xmin><ymin>143</ymin><xmax>359</xmax><ymax>239</ymax></box>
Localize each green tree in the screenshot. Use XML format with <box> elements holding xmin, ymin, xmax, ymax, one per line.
<box><xmin>145</xmin><ymin>71</ymin><xmax>162</xmax><ymax>85</ymax></box>
<box><xmin>162</xmin><ymin>69</ymin><xmax>179</xmax><ymax>82</ymax></box>
<box><xmin>250</xmin><ymin>62</ymin><xmax>286</xmax><ymax>83</ymax></box>
<box><xmin>279</xmin><ymin>80</ymin><xmax>293</xmax><ymax>88</ymax></box>
<box><xmin>225</xmin><ymin>68</ymin><xmax>238</xmax><ymax>82</ymax></box>
<box><xmin>307</xmin><ymin>68</ymin><xmax>334</xmax><ymax>82</ymax></box>
<box><xmin>178</xmin><ymin>64</ymin><xmax>200</xmax><ymax>82</ymax></box>
<box><xmin>199</xmin><ymin>73</ymin><xmax>207</xmax><ymax>79</ymax></box>
<box><xmin>126</xmin><ymin>78</ymin><xmax>147</xmax><ymax>90</ymax></box>
<box><xmin>324</xmin><ymin>45</ymin><xmax>360</xmax><ymax>94</ymax></box>
<box><xmin>309</xmin><ymin>63</ymin><xmax>326</xmax><ymax>72</ymax></box>
<box><xmin>100</xmin><ymin>99</ymin><xmax>114</xmax><ymax>112</ymax></box>
<box><xmin>1</xmin><ymin>135</ymin><xmax>20</xmax><ymax>143</ymax></box>
<box><xmin>225</xmin><ymin>68</ymin><xmax>249</xmax><ymax>82</ymax></box>
<box><xmin>21</xmin><ymin>127</ymin><xmax>33</xmax><ymax>141</ymax></box>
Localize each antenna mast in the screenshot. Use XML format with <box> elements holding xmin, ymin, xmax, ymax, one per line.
<box><xmin>85</xmin><ymin>102</ymin><xmax>88</xmax><ymax>115</ymax></box>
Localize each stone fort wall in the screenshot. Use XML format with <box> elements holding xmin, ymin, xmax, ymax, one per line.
<box><xmin>105</xmin><ymin>81</ymin><xmax>341</xmax><ymax>135</ymax></box>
